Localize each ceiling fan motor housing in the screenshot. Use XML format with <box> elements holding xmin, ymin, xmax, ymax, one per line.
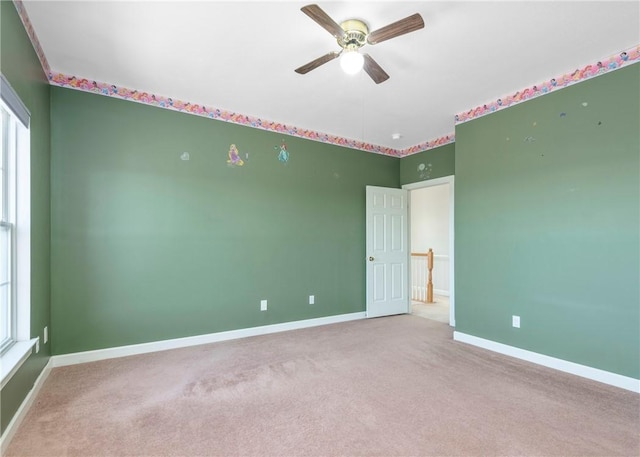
<box><xmin>338</xmin><ymin>19</ymin><xmax>369</xmax><ymax>49</ymax></box>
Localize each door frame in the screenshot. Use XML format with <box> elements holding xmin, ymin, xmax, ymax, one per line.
<box><xmin>402</xmin><ymin>175</ymin><xmax>455</xmax><ymax>327</ymax></box>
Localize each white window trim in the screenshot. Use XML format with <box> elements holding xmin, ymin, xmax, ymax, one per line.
<box><xmin>0</xmin><ymin>77</ymin><xmax>34</xmax><ymax>388</ymax></box>
<box><xmin>0</xmin><ymin>75</ymin><xmax>29</xmax><ymax>128</ymax></box>
<box><xmin>14</xmin><ymin>116</ymin><xmax>30</xmax><ymax>343</ymax></box>
<box><xmin>1</xmin><ymin>339</ymin><xmax>37</xmax><ymax>388</ymax></box>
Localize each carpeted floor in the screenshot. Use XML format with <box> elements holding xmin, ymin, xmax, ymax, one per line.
<box><xmin>412</xmin><ymin>295</ymin><xmax>450</xmax><ymax>323</ymax></box>
<box><xmin>7</xmin><ymin>315</ymin><xmax>639</xmax><ymax>456</ymax></box>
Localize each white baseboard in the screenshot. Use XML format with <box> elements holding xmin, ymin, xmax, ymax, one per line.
<box><xmin>434</xmin><ymin>289</ymin><xmax>450</xmax><ymax>297</ymax></box>
<box><xmin>52</xmin><ymin>312</ymin><xmax>367</xmax><ymax>368</ymax></box>
<box><xmin>453</xmin><ymin>331</ymin><xmax>640</xmax><ymax>393</ymax></box>
<box><xmin>0</xmin><ymin>359</ymin><xmax>52</xmax><ymax>454</ymax></box>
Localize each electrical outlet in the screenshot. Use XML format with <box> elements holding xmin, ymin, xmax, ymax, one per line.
<box><xmin>44</xmin><ymin>326</ymin><xmax>48</xmax><ymax>344</ymax></box>
<box><xmin>512</xmin><ymin>315</ymin><xmax>521</xmax><ymax>328</ymax></box>
<box><xmin>309</xmin><ymin>295</ymin><xmax>315</xmax><ymax>305</ymax></box>
<box><xmin>260</xmin><ymin>299</ymin><xmax>268</xmax><ymax>311</ymax></box>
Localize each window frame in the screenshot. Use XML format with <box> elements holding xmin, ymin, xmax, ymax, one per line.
<box><xmin>0</xmin><ymin>75</ymin><xmax>35</xmax><ymax>388</ymax></box>
<box><xmin>0</xmin><ymin>103</ymin><xmax>17</xmax><ymax>353</ymax></box>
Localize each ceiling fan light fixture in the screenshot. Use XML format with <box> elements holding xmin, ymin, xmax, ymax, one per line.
<box><xmin>297</xmin><ymin>5</ymin><xmax>424</xmax><ymax>83</ymax></box>
<box><xmin>340</xmin><ymin>48</ymin><xmax>364</xmax><ymax>75</ymax></box>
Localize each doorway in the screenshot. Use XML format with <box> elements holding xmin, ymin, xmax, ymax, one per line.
<box><xmin>403</xmin><ymin>176</ymin><xmax>455</xmax><ymax>326</ymax></box>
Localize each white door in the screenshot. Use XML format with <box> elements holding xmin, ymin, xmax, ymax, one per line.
<box><xmin>366</xmin><ymin>186</ymin><xmax>408</xmax><ymax>317</ymax></box>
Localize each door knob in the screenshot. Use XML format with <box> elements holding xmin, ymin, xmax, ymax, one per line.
<box><xmin>368</xmin><ymin>256</ymin><xmax>375</xmax><ymax>261</ymax></box>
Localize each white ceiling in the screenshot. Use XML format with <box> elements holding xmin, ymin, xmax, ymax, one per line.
<box><xmin>22</xmin><ymin>0</ymin><xmax>640</xmax><ymax>151</ymax></box>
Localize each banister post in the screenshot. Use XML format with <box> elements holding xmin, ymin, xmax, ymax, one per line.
<box><xmin>427</xmin><ymin>248</ymin><xmax>434</xmax><ymax>303</ymax></box>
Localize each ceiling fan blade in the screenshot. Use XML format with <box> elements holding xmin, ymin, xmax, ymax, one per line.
<box><xmin>367</xmin><ymin>13</ymin><xmax>424</xmax><ymax>45</ymax></box>
<box><xmin>363</xmin><ymin>54</ymin><xmax>390</xmax><ymax>84</ymax></box>
<box><xmin>301</xmin><ymin>4</ymin><xmax>346</xmax><ymax>40</ymax></box>
<box><xmin>295</xmin><ymin>51</ymin><xmax>341</xmax><ymax>74</ymax></box>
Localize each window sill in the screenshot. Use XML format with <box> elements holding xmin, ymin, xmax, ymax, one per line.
<box><xmin>1</xmin><ymin>338</ymin><xmax>38</xmax><ymax>389</ymax></box>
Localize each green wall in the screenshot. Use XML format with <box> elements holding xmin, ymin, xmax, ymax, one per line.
<box><xmin>50</xmin><ymin>87</ymin><xmax>399</xmax><ymax>355</ymax></box>
<box><xmin>400</xmin><ymin>143</ymin><xmax>455</xmax><ymax>185</ymax></box>
<box><xmin>455</xmin><ymin>64</ymin><xmax>639</xmax><ymax>379</ymax></box>
<box><xmin>0</xmin><ymin>0</ymin><xmax>51</xmax><ymax>434</ymax></box>
<box><xmin>2</xmin><ymin>0</ymin><xmax>637</xmax><ymax>435</ymax></box>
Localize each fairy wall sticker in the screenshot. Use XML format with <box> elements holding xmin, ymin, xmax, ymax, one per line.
<box><xmin>227</xmin><ymin>144</ymin><xmax>244</xmax><ymax>167</ymax></box>
<box><xmin>417</xmin><ymin>162</ymin><xmax>432</xmax><ymax>180</ymax></box>
<box><xmin>275</xmin><ymin>140</ymin><xmax>289</xmax><ymax>164</ymax></box>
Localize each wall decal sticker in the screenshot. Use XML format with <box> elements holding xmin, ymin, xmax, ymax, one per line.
<box><xmin>524</xmin><ymin>136</ymin><xmax>536</xmax><ymax>143</ymax></box>
<box><xmin>581</xmin><ymin>102</ymin><xmax>589</xmax><ymax>107</ymax></box>
<box><xmin>227</xmin><ymin>144</ymin><xmax>244</xmax><ymax>167</ymax></box>
<box><xmin>180</xmin><ymin>152</ymin><xmax>190</xmax><ymax>161</ymax></box>
<box><xmin>417</xmin><ymin>163</ymin><xmax>433</xmax><ymax>180</ymax></box>
<box><xmin>560</xmin><ymin>112</ymin><xmax>567</xmax><ymax>118</ymax></box>
<box><xmin>275</xmin><ymin>140</ymin><xmax>289</xmax><ymax>164</ymax></box>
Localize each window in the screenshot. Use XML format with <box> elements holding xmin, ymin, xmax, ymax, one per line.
<box><xmin>0</xmin><ymin>74</ymin><xmax>33</xmax><ymax>386</ymax></box>
<box><xmin>1</xmin><ymin>103</ymin><xmax>14</xmax><ymax>352</ymax></box>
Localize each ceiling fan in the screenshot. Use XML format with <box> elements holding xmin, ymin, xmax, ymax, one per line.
<box><xmin>295</xmin><ymin>4</ymin><xmax>424</xmax><ymax>84</ymax></box>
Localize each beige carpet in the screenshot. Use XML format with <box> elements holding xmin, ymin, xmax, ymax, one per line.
<box><xmin>412</xmin><ymin>295</ymin><xmax>450</xmax><ymax>323</ymax></box>
<box><xmin>7</xmin><ymin>315</ymin><xmax>639</xmax><ymax>456</ymax></box>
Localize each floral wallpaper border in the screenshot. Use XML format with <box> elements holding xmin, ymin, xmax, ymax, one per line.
<box><xmin>13</xmin><ymin>0</ymin><xmax>50</xmax><ymax>74</ymax></box>
<box><xmin>403</xmin><ymin>135</ymin><xmax>455</xmax><ymax>156</ymax></box>
<box><xmin>455</xmin><ymin>45</ymin><xmax>640</xmax><ymax>124</ymax></box>
<box><xmin>7</xmin><ymin>0</ymin><xmax>449</xmax><ymax>157</ymax></box>
<box><xmin>48</xmin><ymin>71</ymin><xmax>408</xmax><ymax>157</ymax></box>
<box><xmin>12</xmin><ymin>1</ymin><xmax>638</xmax><ymax>157</ymax></box>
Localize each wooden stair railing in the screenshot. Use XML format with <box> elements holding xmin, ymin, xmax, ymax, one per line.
<box><xmin>410</xmin><ymin>248</ymin><xmax>434</xmax><ymax>303</ymax></box>
<box><xmin>427</xmin><ymin>248</ymin><xmax>434</xmax><ymax>303</ymax></box>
